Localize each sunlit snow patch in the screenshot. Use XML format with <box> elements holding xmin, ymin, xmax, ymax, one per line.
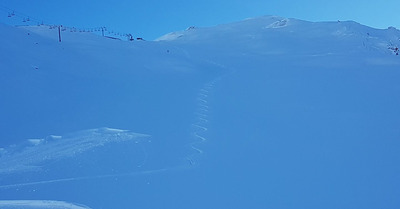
<box><xmin>155</xmin><ymin>31</ymin><xmax>185</xmax><ymax>41</ymax></box>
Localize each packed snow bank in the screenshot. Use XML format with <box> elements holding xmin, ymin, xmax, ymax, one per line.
<box><xmin>0</xmin><ymin>127</ymin><xmax>149</xmax><ymax>174</ymax></box>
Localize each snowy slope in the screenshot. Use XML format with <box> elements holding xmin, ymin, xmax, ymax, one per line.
<box><xmin>158</xmin><ymin>16</ymin><xmax>400</xmax><ymax>55</ymax></box>
<box><xmin>1</xmin><ymin>16</ymin><xmax>400</xmax><ymax>209</ymax></box>
<box><xmin>0</xmin><ymin>22</ymin><xmax>221</xmax><ymax>141</ymax></box>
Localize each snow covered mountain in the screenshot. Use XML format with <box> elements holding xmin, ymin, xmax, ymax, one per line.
<box><xmin>1</xmin><ymin>16</ymin><xmax>399</xmax><ymax>209</ymax></box>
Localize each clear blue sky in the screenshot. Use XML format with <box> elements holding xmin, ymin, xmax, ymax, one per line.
<box><xmin>0</xmin><ymin>0</ymin><xmax>399</xmax><ymax>40</ymax></box>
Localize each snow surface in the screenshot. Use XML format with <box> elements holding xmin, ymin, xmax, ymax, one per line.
<box><xmin>1</xmin><ymin>16</ymin><xmax>400</xmax><ymax>209</ymax></box>
<box><xmin>0</xmin><ymin>200</ymin><xmax>92</xmax><ymax>209</ymax></box>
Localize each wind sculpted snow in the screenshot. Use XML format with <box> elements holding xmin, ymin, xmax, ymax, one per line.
<box><xmin>0</xmin><ymin>128</ymin><xmax>150</xmax><ymax>176</ymax></box>
<box><xmin>1</xmin><ymin>16</ymin><xmax>400</xmax><ymax>209</ymax></box>
<box><xmin>0</xmin><ymin>200</ymin><xmax>92</xmax><ymax>209</ymax></box>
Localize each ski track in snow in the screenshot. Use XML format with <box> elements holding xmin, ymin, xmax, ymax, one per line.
<box><xmin>0</xmin><ymin>168</ymin><xmax>171</xmax><ymax>190</ymax></box>
<box><xmin>186</xmin><ymin>78</ymin><xmax>220</xmax><ymax>165</ymax></box>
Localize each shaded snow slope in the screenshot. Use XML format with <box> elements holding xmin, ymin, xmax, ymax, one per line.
<box><xmin>0</xmin><ymin>22</ymin><xmax>223</xmax><ymax>141</ymax></box>
<box><xmin>1</xmin><ymin>16</ymin><xmax>400</xmax><ymax>209</ymax></box>
<box><xmin>0</xmin><ymin>22</ymin><xmax>225</xmax><ymax>191</ymax></box>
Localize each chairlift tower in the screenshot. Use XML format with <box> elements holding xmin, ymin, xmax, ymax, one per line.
<box><xmin>58</xmin><ymin>25</ymin><xmax>62</xmax><ymax>42</ymax></box>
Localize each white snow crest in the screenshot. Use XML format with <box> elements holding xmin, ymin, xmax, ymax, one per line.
<box><xmin>0</xmin><ymin>200</ymin><xmax>92</xmax><ymax>209</ymax></box>
<box><xmin>155</xmin><ymin>31</ymin><xmax>185</xmax><ymax>41</ymax></box>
